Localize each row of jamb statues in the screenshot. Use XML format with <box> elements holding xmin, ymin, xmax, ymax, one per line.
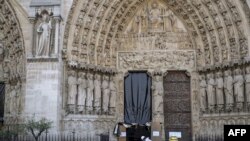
<box><xmin>199</xmin><ymin>67</ymin><xmax>250</xmax><ymax>113</ymax></box>
<box><xmin>67</xmin><ymin>70</ymin><xmax>116</xmax><ymax>115</ymax></box>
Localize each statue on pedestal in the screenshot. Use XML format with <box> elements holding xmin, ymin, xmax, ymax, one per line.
<box><xmin>67</xmin><ymin>71</ymin><xmax>77</xmax><ymax>113</ymax></box>
<box><xmin>94</xmin><ymin>73</ymin><xmax>102</xmax><ymax>114</ymax></box>
<box><xmin>215</xmin><ymin>72</ymin><xmax>224</xmax><ymax>111</ymax></box>
<box><xmin>109</xmin><ymin>75</ymin><xmax>117</xmax><ymax>115</ymax></box>
<box><xmin>36</xmin><ymin>10</ymin><xmax>52</xmax><ymax>57</ymax></box>
<box><xmin>233</xmin><ymin>68</ymin><xmax>244</xmax><ymax>111</ymax></box>
<box><xmin>199</xmin><ymin>74</ymin><xmax>207</xmax><ymax>113</ymax></box>
<box><xmin>224</xmin><ymin>70</ymin><xmax>234</xmax><ymax>112</ymax></box>
<box><xmin>207</xmin><ymin>73</ymin><xmax>216</xmax><ymax>112</ymax></box>
<box><xmin>102</xmin><ymin>75</ymin><xmax>110</xmax><ymax>114</ymax></box>
<box><xmin>77</xmin><ymin>72</ymin><xmax>87</xmax><ymax>113</ymax></box>
<box><xmin>86</xmin><ymin>73</ymin><xmax>94</xmax><ymax>113</ymax></box>
<box><xmin>246</xmin><ymin>66</ymin><xmax>250</xmax><ymax>109</ymax></box>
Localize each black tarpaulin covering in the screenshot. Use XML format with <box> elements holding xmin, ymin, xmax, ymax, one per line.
<box><xmin>124</xmin><ymin>72</ymin><xmax>152</xmax><ymax>125</ymax></box>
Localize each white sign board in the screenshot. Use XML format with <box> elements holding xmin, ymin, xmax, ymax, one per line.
<box><xmin>169</xmin><ymin>132</ymin><xmax>182</xmax><ymax>138</ymax></box>
<box><xmin>152</xmin><ymin>131</ymin><xmax>160</xmax><ymax>136</ymax></box>
<box><xmin>121</xmin><ymin>132</ymin><xmax>126</xmax><ymax>137</ymax></box>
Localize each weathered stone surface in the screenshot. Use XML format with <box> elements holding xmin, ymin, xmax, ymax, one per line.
<box><xmin>1</xmin><ymin>0</ymin><xmax>250</xmax><ymax>140</ymax></box>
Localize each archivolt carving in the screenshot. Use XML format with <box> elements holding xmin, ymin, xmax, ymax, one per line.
<box><xmin>0</xmin><ymin>0</ymin><xmax>26</xmax><ymax>122</ymax></box>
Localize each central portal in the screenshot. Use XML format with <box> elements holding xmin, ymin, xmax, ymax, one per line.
<box><xmin>163</xmin><ymin>71</ymin><xmax>192</xmax><ymax>141</ymax></box>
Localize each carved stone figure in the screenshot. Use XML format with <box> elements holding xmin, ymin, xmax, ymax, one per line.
<box><xmin>9</xmin><ymin>86</ymin><xmax>15</xmax><ymax>115</ymax></box>
<box><xmin>0</xmin><ymin>43</ymin><xmax>3</xmax><ymax>62</ymax></box>
<box><xmin>102</xmin><ymin>75</ymin><xmax>110</xmax><ymax>113</ymax></box>
<box><xmin>36</xmin><ymin>11</ymin><xmax>52</xmax><ymax>57</ymax></box>
<box><xmin>233</xmin><ymin>68</ymin><xmax>244</xmax><ymax>110</ymax></box>
<box><xmin>109</xmin><ymin>75</ymin><xmax>117</xmax><ymax>114</ymax></box>
<box><xmin>246</xmin><ymin>66</ymin><xmax>250</xmax><ymax>108</ymax></box>
<box><xmin>224</xmin><ymin>70</ymin><xmax>234</xmax><ymax>111</ymax></box>
<box><xmin>199</xmin><ymin>74</ymin><xmax>207</xmax><ymax>113</ymax></box>
<box><xmin>152</xmin><ymin>75</ymin><xmax>163</xmax><ymax>116</ymax></box>
<box><xmin>15</xmin><ymin>81</ymin><xmax>21</xmax><ymax>114</ymax></box>
<box><xmin>86</xmin><ymin>73</ymin><xmax>94</xmax><ymax>113</ymax></box>
<box><xmin>149</xmin><ymin>2</ymin><xmax>163</xmax><ymax>31</ymax></box>
<box><xmin>215</xmin><ymin>72</ymin><xmax>224</xmax><ymax>111</ymax></box>
<box><xmin>207</xmin><ymin>73</ymin><xmax>216</xmax><ymax>112</ymax></box>
<box><xmin>67</xmin><ymin>71</ymin><xmax>77</xmax><ymax>113</ymax></box>
<box><xmin>94</xmin><ymin>73</ymin><xmax>102</xmax><ymax>114</ymax></box>
<box><xmin>77</xmin><ymin>72</ymin><xmax>87</xmax><ymax>113</ymax></box>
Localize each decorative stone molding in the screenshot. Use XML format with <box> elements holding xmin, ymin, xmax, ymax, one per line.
<box><xmin>67</xmin><ymin>62</ymin><xmax>118</xmax><ymax>75</ymax></box>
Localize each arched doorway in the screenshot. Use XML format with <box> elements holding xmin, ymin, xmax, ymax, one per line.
<box><xmin>163</xmin><ymin>71</ymin><xmax>192</xmax><ymax>141</ymax></box>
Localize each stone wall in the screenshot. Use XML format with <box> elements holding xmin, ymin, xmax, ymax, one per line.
<box><xmin>24</xmin><ymin>60</ymin><xmax>61</xmax><ymax>132</ymax></box>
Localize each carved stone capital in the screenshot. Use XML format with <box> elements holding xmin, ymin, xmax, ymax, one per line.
<box><xmin>152</xmin><ymin>70</ymin><xmax>163</xmax><ymax>76</ymax></box>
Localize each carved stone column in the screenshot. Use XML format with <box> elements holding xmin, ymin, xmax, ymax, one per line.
<box><xmin>29</xmin><ymin>18</ymin><xmax>36</xmax><ymax>57</ymax></box>
<box><xmin>51</xmin><ymin>17</ymin><xmax>61</xmax><ymax>57</ymax></box>
<box><xmin>152</xmin><ymin>71</ymin><xmax>165</xmax><ymax>140</ymax></box>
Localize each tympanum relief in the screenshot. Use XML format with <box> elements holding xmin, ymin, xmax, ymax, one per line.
<box><xmin>125</xmin><ymin>1</ymin><xmax>186</xmax><ymax>34</ymax></box>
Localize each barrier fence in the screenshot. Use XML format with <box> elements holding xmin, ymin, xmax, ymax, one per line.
<box><xmin>0</xmin><ymin>134</ymin><xmax>109</xmax><ymax>141</ymax></box>
<box><xmin>195</xmin><ymin>134</ymin><xmax>224</xmax><ymax>141</ymax></box>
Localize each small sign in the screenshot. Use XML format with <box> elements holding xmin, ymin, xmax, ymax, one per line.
<box><xmin>169</xmin><ymin>132</ymin><xmax>182</xmax><ymax>138</ymax></box>
<box><xmin>153</xmin><ymin>131</ymin><xmax>160</xmax><ymax>136</ymax></box>
<box><xmin>120</xmin><ymin>132</ymin><xmax>126</xmax><ymax>137</ymax></box>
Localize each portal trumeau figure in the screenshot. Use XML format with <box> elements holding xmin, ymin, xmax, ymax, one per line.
<box><xmin>36</xmin><ymin>10</ymin><xmax>52</xmax><ymax>57</ymax></box>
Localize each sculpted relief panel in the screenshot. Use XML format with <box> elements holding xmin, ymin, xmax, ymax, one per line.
<box><xmin>118</xmin><ymin>51</ymin><xmax>195</xmax><ymax>71</ymax></box>
<box><xmin>124</xmin><ymin>0</ymin><xmax>186</xmax><ymax>34</ymax></box>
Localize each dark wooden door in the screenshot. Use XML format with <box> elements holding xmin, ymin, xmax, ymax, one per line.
<box><xmin>163</xmin><ymin>71</ymin><xmax>192</xmax><ymax>141</ymax></box>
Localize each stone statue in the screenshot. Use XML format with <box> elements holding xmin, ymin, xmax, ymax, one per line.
<box><xmin>152</xmin><ymin>75</ymin><xmax>163</xmax><ymax>116</ymax></box>
<box><xmin>215</xmin><ymin>72</ymin><xmax>224</xmax><ymax>111</ymax></box>
<box><xmin>199</xmin><ymin>74</ymin><xmax>207</xmax><ymax>113</ymax></box>
<box><xmin>67</xmin><ymin>71</ymin><xmax>77</xmax><ymax>113</ymax></box>
<box><xmin>9</xmin><ymin>86</ymin><xmax>15</xmax><ymax>115</ymax></box>
<box><xmin>149</xmin><ymin>2</ymin><xmax>163</xmax><ymax>31</ymax></box>
<box><xmin>233</xmin><ymin>68</ymin><xmax>244</xmax><ymax>110</ymax></box>
<box><xmin>207</xmin><ymin>73</ymin><xmax>216</xmax><ymax>112</ymax></box>
<box><xmin>0</xmin><ymin>43</ymin><xmax>3</xmax><ymax>62</ymax></box>
<box><xmin>86</xmin><ymin>73</ymin><xmax>94</xmax><ymax>113</ymax></box>
<box><xmin>109</xmin><ymin>75</ymin><xmax>117</xmax><ymax>115</ymax></box>
<box><xmin>36</xmin><ymin>11</ymin><xmax>52</xmax><ymax>57</ymax></box>
<box><xmin>102</xmin><ymin>75</ymin><xmax>110</xmax><ymax>113</ymax></box>
<box><xmin>246</xmin><ymin>66</ymin><xmax>250</xmax><ymax>108</ymax></box>
<box><xmin>77</xmin><ymin>72</ymin><xmax>87</xmax><ymax>113</ymax></box>
<box><xmin>94</xmin><ymin>73</ymin><xmax>102</xmax><ymax>114</ymax></box>
<box><xmin>224</xmin><ymin>70</ymin><xmax>234</xmax><ymax>111</ymax></box>
<box><xmin>15</xmin><ymin>81</ymin><xmax>22</xmax><ymax>114</ymax></box>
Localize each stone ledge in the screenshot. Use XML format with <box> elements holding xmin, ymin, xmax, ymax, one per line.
<box><xmin>201</xmin><ymin>112</ymin><xmax>250</xmax><ymax>119</ymax></box>
<box><xmin>27</xmin><ymin>57</ymin><xmax>59</xmax><ymax>62</ymax></box>
<box><xmin>63</xmin><ymin>114</ymin><xmax>116</xmax><ymax>121</ymax></box>
<box><xmin>30</xmin><ymin>0</ymin><xmax>61</xmax><ymax>6</ymax></box>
